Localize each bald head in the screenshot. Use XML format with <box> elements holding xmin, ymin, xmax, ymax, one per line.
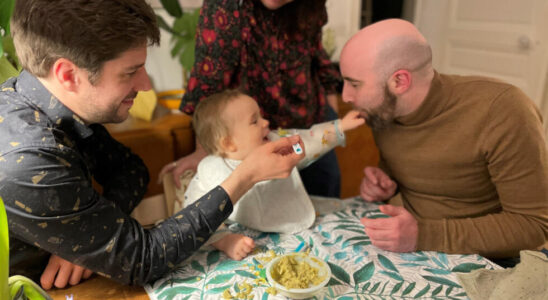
<box><xmin>341</xmin><ymin>19</ymin><xmax>432</xmax><ymax>83</ymax></box>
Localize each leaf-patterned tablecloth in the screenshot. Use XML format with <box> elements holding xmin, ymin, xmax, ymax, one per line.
<box><xmin>145</xmin><ymin>197</ymin><xmax>501</xmax><ymax>300</ymax></box>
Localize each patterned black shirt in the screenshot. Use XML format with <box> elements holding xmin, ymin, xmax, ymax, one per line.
<box><xmin>1</xmin><ymin>71</ymin><xmax>233</xmax><ymax>285</ymax></box>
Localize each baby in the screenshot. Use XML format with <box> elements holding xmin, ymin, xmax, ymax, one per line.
<box><xmin>177</xmin><ymin>89</ymin><xmax>364</xmax><ymax>260</ymax></box>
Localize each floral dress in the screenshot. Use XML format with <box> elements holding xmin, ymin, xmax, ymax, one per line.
<box><xmin>180</xmin><ymin>0</ymin><xmax>342</xmax><ymax>129</ymax></box>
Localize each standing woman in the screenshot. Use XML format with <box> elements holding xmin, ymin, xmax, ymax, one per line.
<box><xmin>162</xmin><ymin>0</ymin><xmax>343</xmax><ymax>197</ymax></box>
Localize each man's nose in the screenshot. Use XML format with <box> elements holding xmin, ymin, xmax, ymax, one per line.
<box><xmin>341</xmin><ymin>85</ymin><xmax>353</xmax><ymax>103</ymax></box>
<box><xmin>134</xmin><ymin>67</ymin><xmax>152</xmax><ymax>91</ymax></box>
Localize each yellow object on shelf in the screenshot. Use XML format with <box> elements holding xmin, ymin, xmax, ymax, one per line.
<box><xmin>129</xmin><ymin>89</ymin><xmax>157</xmax><ymax>122</ymax></box>
<box><xmin>157</xmin><ymin>89</ymin><xmax>185</xmax><ymax>110</ymax></box>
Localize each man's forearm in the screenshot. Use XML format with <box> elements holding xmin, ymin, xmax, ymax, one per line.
<box><xmin>417</xmin><ymin>212</ymin><xmax>546</xmax><ymax>258</ymax></box>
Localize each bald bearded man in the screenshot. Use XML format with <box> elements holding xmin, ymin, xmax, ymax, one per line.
<box><xmin>340</xmin><ymin>19</ymin><xmax>548</xmax><ymax>266</ymax></box>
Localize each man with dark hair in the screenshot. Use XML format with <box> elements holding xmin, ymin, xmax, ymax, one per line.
<box><xmin>1</xmin><ymin>0</ymin><xmax>303</xmax><ymax>289</ymax></box>
<box><xmin>340</xmin><ymin>19</ymin><xmax>547</xmax><ymax>266</ymax></box>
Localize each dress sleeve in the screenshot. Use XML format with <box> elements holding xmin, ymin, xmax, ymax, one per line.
<box><xmin>416</xmin><ymin>87</ymin><xmax>548</xmax><ymax>258</ymax></box>
<box><xmin>180</xmin><ymin>0</ymin><xmax>242</xmax><ymax>114</ymax></box>
<box><xmin>4</xmin><ymin>146</ymin><xmax>233</xmax><ymax>286</ymax></box>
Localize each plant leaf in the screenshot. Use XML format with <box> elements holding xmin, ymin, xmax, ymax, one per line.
<box><xmin>160</xmin><ymin>0</ymin><xmax>183</xmax><ymax>18</ymax></box>
<box><xmin>0</xmin><ymin>0</ymin><xmax>14</xmax><ymax>33</ymax></box>
<box><xmin>0</xmin><ymin>56</ymin><xmax>19</xmax><ymax>83</ymax></box>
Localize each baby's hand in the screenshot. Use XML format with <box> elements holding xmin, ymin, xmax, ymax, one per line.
<box><xmin>212</xmin><ymin>233</ymin><xmax>255</xmax><ymax>260</ymax></box>
<box><xmin>340</xmin><ymin>110</ymin><xmax>365</xmax><ymax>132</ymax></box>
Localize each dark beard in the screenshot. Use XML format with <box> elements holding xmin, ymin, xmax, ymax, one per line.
<box><xmin>366</xmin><ymin>85</ymin><xmax>397</xmax><ymax>131</ymax></box>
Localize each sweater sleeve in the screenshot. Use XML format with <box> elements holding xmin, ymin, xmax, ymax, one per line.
<box><xmin>417</xmin><ymin>87</ymin><xmax>548</xmax><ymax>258</ymax></box>
<box><xmin>179</xmin><ymin>0</ymin><xmax>242</xmax><ymax>114</ymax></box>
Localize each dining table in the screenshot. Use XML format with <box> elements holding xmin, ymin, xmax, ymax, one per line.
<box><xmin>49</xmin><ymin>197</ymin><xmax>501</xmax><ymax>299</ymax></box>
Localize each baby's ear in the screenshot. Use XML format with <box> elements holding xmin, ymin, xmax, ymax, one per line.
<box><xmin>219</xmin><ymin>136</ymin><xmax>237</xmax><ymax>153</ymax></box>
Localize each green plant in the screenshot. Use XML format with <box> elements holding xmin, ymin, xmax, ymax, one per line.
<box><xmin>156</xmin><ymin>0</ymin><xmax>200</xmax><ymax>85</ymax></box>
<box><xmin>0</xmin><ymin>0</ymin><xmax>20</xmax><ymax>83</ymax></box>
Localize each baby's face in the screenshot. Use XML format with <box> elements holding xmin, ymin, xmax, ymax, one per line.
<box><xmin>223</xmin><ymin>96</ymin><xmax>270</xmax><ymax>159</ymax></box>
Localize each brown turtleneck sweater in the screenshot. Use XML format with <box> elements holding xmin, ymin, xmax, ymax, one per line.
<box><xmin>374</xmin><ymin>71</ymin><xmax>548</xmax><ymax>258</ymax></box>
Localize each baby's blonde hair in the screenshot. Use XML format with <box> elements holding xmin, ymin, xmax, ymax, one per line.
<box><xmin>193</xmin><ymin>89</ymin><xmax>246</xmax><ymax>156</ymax></box>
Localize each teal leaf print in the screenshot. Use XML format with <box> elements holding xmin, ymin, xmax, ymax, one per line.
<box><xmin>342</xmin><ymin>236</ymin><xmax>369</xmax><ymax>248</ymax></box>
<box><xmin>431</xmin><ymin>256</ymin><xmax>446</xmax><ymax>269</ymax></box>
<box><xmin>390</xmin><ymin>281</ymin><xmax>404</xmax><ymax>294</ymax></box>
<box><xmin>353</xmin><ymin>262</ymin><xmax>375</xmax><ymax>284</ymax></box>
<box><xmin>445</xmin><ymin>285</ymin><xmax>454</xmax><ymax>296</ymax></box>
<box><xmin>235</xmin><ymin>270</ymin><xmax>257</xmax><ymax>279</ymax></box>
<box><xmin>327</xmin><ymin>262</ymin><xmax>351</xmax><ymax>284</ymax></box>
<box><xmin>378</xmin><ymin>254</ymin><xmax>398</xmax><ymax>273</ymax></box>
<box><xmin>334</xmin><ymin>252</ymin><xmax>347</xmax><ymax>260</ymax></box>
<box><xmin>401</xmin><ymin>253</ymin><xmax>429</xmax><ymax>261</ymax></box>
<box><xmin>361</xmin><ymin>282</ymin><xmax>371</xmax><ymax>292</ymax></box>
<box><xmin>261</xmin><ymin>293</ymin><xmax>269</xmax><ymax>300</ymax></box>
<box><xmin>421</xmin><ymin>275</ymin><xmax>461</xmax><ymax>287</ymax></box>
<box><xmin>270</xmin><ymin>233</ymin><xmax>280</xmax><ymax>245</ymax></box>
<box><xmin>431</xmin><ymin>284</ymin><xmax>443</xmax><ymax>296</ymax></box>
<box><xmin>206</xmin><ymin>273</ymin><xmax>235</xmax><ymax>285</ymax></box>
<box><xmin>451</xmin><ymin>263</ymin><xmax>486</xmax><ymax>273</ymax></box>
<box><xmin>156</xmin><ymin>276</ymin><xmax>202</xmax><ymax>290</ymax></box>
<box><xmin>190</xmin><ymin>260</ymin><xmax>204</xmax><ymax>273</ymax></box>
<box><xmin>379</xmin><ymin>270</ymin><xmax>403</xmax><ymax>281</ymax></box>
<box><xmin>439</xmin><ymin>253</ymin><xmax>448</xmax><ymax>265</ymax></box>
<box><xmin>401</xmin><ymin>282</ymin><xmax>416</xmax><ymax>296</ymax></box>
<box><xmin>206</xmin><ymin>250</ymin><xmax>220</xmax><ymax>266</ymax></box>
<box><xmin>334</xmin><ymin>235</ymin><xmax>343</xmax><ymax>244</ymax></box>
<box><xmin>369</xmin><ymin>282</ymin><xmax>381</xmax><ymax>293</ymax></box>
<box><xmin>365</xmin><ymin>214</ymin><xmax>390</xmax><ymax>219</ymax></box>
<box><xmin>424</xmin><ymin>268</ymin><xmax>451</xmax><ymax>275</ymax></box>
<box><xmin>414</xmin><ymin>283</ymin><xmax>430</xmax><ymax>298</ymax></box>
<box><xmin>214</xmin><ymin>260</ymin><xmax>245</xmax><ymax>271</ymax></box>
<box><xmin>205</xmin><ymin>284</ymin><xmax>231</xmax><ymax>294</ymax></box>
<box><xmin>321</xmin><ymin>231</ymin><xmax>332</xmax><ymax>239</ymax></box>
<box><xmin>296</xmin><ymin>235</ymin><xmax>305</xmax><ymax>243</ymax></box>
<box><xmin>327</xmin><ymin>277</ymin><xmax>343</xmax><ymax>287</ymax></box>
<box><xmin>157</xmin><ymin>286</ymin><xmax>199</xmax><ymax>299</ymax></box>
<box><xmin>338</xmin><ymin>297</ymin><xmax>354</xmax><ymax>300</ymax></box>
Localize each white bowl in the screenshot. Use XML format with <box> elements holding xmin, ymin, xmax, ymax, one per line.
<box><xmin>266</xmin><ymin>253</ymin><xmax>331</xmax><ymax>299</ymax></box>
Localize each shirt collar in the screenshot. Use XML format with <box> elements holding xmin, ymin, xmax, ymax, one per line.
<box><xmin>16</xmin><ymin>70</ymin><xmax>93</xmax><ymax>139</ymax></box>
<box><xmin>394</xmin><ymin>70</ymin><xmax>453</xmax><ymax>126</ymax></box>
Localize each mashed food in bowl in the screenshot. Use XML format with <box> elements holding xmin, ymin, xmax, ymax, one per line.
<box><xmin>271</xmin><ymin>254</ymin><xmax>326</xmax><ymax>289</ymax></box>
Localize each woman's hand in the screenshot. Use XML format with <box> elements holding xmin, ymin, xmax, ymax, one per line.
<box><xmin>221</xmin><ymin>135</ymin><xmax>304</xmax><ymax>203</ymax></box>
<box><xmin>158</xmin><ymin>144</ymin><xmax>207</xmax><ymax>188</ymax></box>
<box><xmin>340</xmin><ymin>110</ymin><xmax>365</xmax><ymax>132</ymax></box>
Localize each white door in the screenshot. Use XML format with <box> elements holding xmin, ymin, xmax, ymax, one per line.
<box><xmin>413</xmin><ymin>0</ymin><xmax>548</xmax><ymax>110</ymax></box>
